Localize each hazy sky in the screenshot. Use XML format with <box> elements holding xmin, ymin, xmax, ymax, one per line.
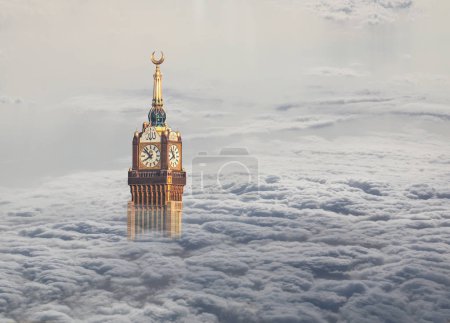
<box><xmin>1</xmin><ymin>0</ymin><xmax>450</xmax><ymax>187</ymax></box>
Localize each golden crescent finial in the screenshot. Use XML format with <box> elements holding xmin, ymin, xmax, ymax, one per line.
<box><xmin>151</xmin><ymin>51</ymin><xmax>164</xmax><ymax>65</ymax></box>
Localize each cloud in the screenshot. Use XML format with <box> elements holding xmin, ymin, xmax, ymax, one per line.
<box><xmin>306</xmin><ymin>66</ymin><xmax>369</xmax><ymax>78</ymax></box>
<box><xmin>0</xmin><ymin>94</ymin><xmax>23</xmax><ymax>105</ymax></box>
<box><xmin>1</xmin><ymin>110</ymin><xmax>450</xmax><ymax>323</ymax></box>
<box><xmin>274</xmin><ymin>92</ymin><xmax>450</xmax><ymax>126</ymax></box>
<box><xmin>305</xmin><ymin>0</ymin><xmax>414</xmax><ymax>25</ymax></box>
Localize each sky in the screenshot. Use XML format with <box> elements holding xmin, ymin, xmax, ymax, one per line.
<box><xmin>0</xmin><ymin>0</ymin><xmax>450</xmax><ymax>322</ymax></box>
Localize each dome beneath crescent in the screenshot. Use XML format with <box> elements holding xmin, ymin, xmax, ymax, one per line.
<box><xmin>149</xmin><ymin>107</ymin><xmax>166</xmax><ymax>127</ymax></box>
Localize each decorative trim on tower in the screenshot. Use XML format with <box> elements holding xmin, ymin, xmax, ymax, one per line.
<box><xmin>149</xmin><ymin>51</ymin><xmax>167</xmax><ymax>127</ymax></box>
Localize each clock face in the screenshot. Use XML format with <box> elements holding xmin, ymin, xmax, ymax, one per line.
<box><xmin>140</xmin><ymin>144</ymin><xmax>160</xmax><ymax>168</ymax></box>
<box><xmin>168</xmin><ymin>145</ymin><xmax>180</xmax><ymax>168</ymax></box>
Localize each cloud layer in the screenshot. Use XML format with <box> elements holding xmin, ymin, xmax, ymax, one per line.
<box><xmin>1</xmin><ymin>108</ymin><xmax>450</xmax><ymax>322</ymax></box>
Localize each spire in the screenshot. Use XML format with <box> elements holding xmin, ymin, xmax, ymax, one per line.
<box><xmin>151</xmin><ymin>51</ymin><xmax>164</xmax><ymax>107</ymax></box>
<box><xmin>149</xmin><ymin>51</ymin><xmax>167</xmax><ymax>127</ymax></box>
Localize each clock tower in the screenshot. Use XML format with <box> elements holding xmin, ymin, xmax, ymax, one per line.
<box><xmin>128</xmin><ymin>52</ymin><xmax>186</xmax><ymax>206</ymax></box>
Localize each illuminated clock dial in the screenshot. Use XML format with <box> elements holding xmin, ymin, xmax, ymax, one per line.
<box><xmin>140</xmin><ymin>144</ymin><xmax>160</xmax><ymax>167</ymax></box>
<box><xmin>168</xmin><ymin>145</ymin><xmax>180</xmax><ymax>168</ymax></box>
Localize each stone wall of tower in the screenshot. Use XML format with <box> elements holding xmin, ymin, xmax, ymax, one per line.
<box><xmin>130</xmin><ymin>184</ymin><xmax>184</xmax><ymax>206</ymax></box>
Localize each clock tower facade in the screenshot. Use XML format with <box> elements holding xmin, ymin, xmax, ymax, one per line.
<box><xmin>128</xmin><ymin>52</ymin><xmax>186</xmax><ymax>206</ymax></box>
